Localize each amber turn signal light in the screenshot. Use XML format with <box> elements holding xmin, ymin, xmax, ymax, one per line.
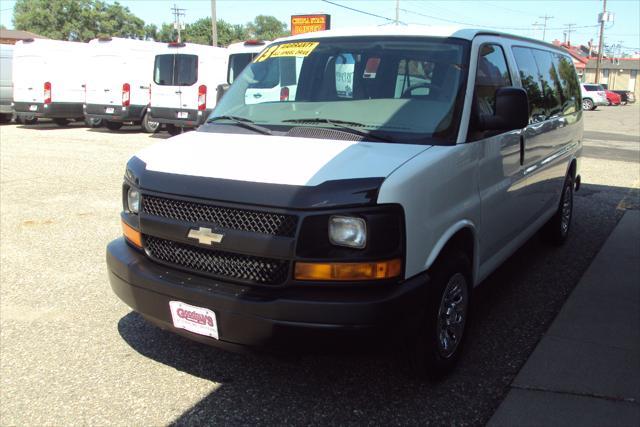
<box><xmin>294</xmin><ymin>259</ymin><xmax>402</xmax><ymax>281</ymax></box>
<box><xmin>122</xmin><ymin>220</ymin><xmax>142</xmax><ymax>248</ymax></box>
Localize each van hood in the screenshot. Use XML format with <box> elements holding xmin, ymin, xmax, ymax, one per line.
<box><xmin>135</xmin><ymin>131</ymin><xmax>431</xmax><ymax>187</ymax></box>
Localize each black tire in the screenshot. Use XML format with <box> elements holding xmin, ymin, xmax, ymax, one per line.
<box><xmin>85</xmin><ymin>117</ymin><xmax>103</xmax><ymax>128</ymax></box>
<box><xmin>0</xmin><ymin>113</ymin><xmax>11</xmax><ymax>123</ymax></box>
<box><xmin>405</xmin><ymin>251</ymin><xmax>472</xmax><ymax>380</ymax></box>
<box><xmin>542</xmin><ymin>174</ymin><xmax>574</xmax><ymax>246</ymax></box>
<box><xmin>582</xmin><ymin>98</ymin><xmax>594</xmax><ymax>111</ymax></box>
<box><xmin>105</xmin><ymin>120</ymin><xmax>123</xmax><ymax>131</ymax></box>
<box><xmin>141</xmin><ymin>112</ymin><xmax>160</xmax><ymax>133</ymax></box>
<box><xmin>53</xmin><ymin>118</ymin><xmax>70</xmax><ymax>127</ymax></box>
<box><xmin>22</xmin><ymin>116</ymin><xmax>38</xmax><ymax>125</ymax></box>
<box><xmin>166</xmin><ymin>124</ymin><xmax>182</xmax><ymax>136</ymax></box>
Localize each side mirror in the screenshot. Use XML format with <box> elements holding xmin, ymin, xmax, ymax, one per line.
<box><xmin>216</xmin><ymin>83</ymin><xmax>230</xmax><ymax>103</ymax></box>
<box><xmin>478</xmin><ymin>87</ymin><xmax>529</xmax><ymax>131</ymax></box>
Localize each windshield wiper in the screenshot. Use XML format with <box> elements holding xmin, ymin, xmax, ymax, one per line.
<box><xmin>282</xmin><ymin>118</ymin><xmax>396</xmax><ymax>143</ymax></box>
<box><xmin>206</xmin><ymin>115</ymin><xmax>272</xmax><ymax>135</ymax></box>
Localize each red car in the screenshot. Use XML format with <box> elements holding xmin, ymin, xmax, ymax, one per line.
<box><xmin>605</xmin><ymin>90</ymin><xmax>621</xmax><ymax>106</ymax></box>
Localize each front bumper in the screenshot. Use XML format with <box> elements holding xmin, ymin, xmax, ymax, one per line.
<box><xmin>148</xmin><ymin>107</ymin><xmax>211</xmax><ymax>128</ymax></box>
<box><xmin>84</xmin><ymin>104</ymin><xmax>145</xmax><ymax>122</ymax></box>
<box><xmin>14</xmin><ymin>101</ymin><xmax>83</xmax><ymax>118</ymax></box>
<box><xmin>107</xmin><ymin>238</ymin><xmax>427</xmax><ymax>352</ymax></box>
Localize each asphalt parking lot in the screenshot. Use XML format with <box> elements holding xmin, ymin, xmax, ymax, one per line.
<box><xmin>1</xmin><ymin>105</ymin><xmax>639</xmax><ymax>425</ymax></box>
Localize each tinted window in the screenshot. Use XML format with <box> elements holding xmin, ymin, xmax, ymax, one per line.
<box><xmin>248</xmin><ymin>57</ymin><xmax>280</xmax><ymax>89</ymax></box>
<box><xmin>153</xmin><ymin>54</ymin><xmax>198</xmax><ymax>86</ymax></box>
<box><xmin>554</xmin><ymin>54</ymin><xmax>581</xmax><ymax>114</ymax></box>
<box><xmin>584</xmin><ymin>84</ymin><xmax>601</xmax><ymax>91</ymax></box>
<box><xmin>512</xmin><ymin>47</ymin><xmax>546</xmax><ymax>122</ymax></box>
<box><xmin>475</xmin><ymin>44</ymin><xmax>511</xmax><ymax>116</ymax></box>
<box><xmin>532</xmin><ymin>50</ymin><xmax>562</xmax><ymax>117</ymax></box>
<box><xmin>228</xmin><ymin>53</ymin><xmax>255</xmax><ymax>84</ymax></box>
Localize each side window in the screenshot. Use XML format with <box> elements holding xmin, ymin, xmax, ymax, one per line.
<box><xmin>474</xmin><ymin>44</ymin><xmax>511</xmax><ymax>116</ymax></box>
<box><xmin>228</xmin><ymin>53</ymin><xmax>255</xmax><ymax>84</ymax></box>
<box><xmin>531</xmin><ymin>49</ymin><xmax>563</xmax><ymax>117</ymax></box>
<box><xmin>395</xmin><ymin>59</ymin><xmax>435</xmax><ymax>98</ymax></box>
<box><xmin>512</xmin><ymin>47</ymin><xmax>546</xmax><ymax>122</ymax></box>
<box><xmin>554</xmin><ymin>54</ymin><xmax>581</xmax><ymax>114</ymax></box>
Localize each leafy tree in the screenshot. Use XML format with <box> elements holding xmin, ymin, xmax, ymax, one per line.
<box><xmin>245</xmin><ymin>15</ymin><xmax>289</xmax><ymax>40</ymax></box>
<box><xmin>13</xmin><ymin>0</ymin><xmax>145</xmax><ymax>41</ymax></box>
<box><xmin>143</xmin><ymin>23</ymin><xmax>158</xmax><ymax>41</ymax></box>
<box><xmin>156</xmin><ymin>22</ymin><xmax>176</xmax><ymax>43</ymax></box>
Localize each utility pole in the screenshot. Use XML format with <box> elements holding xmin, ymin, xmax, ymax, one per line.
<box><xmin>538</xmin><ymin>14</ymin><xmax>554</xmax><ymax>41</ymax></box>
<box><xmin>210</xmin><ymin>0</ymin><xmax>218</xmax><ymax>46</ymax></box>
<box><xmin>171</xmin><ymin>4</ymin><xmax>186</xmax><ymax>43</ymax></box>
<box><xmin>564</xmin><ymin>23</ymin><xmax>575</xmax><ymax>45</ymax></box>
<box><xmin>395</xmin><ymin>0</ymin><xmax>400</xmax><ymax>25</ymax></box>
<box><xmin>595</xmin><ymin>0</ymin><xmax>607</xmax><ymax>83</ymax></box>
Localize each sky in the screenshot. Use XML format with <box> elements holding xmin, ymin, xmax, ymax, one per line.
<box><xmin>1</xmin><ymin>0</ymin><xmax>639</xmax><ymax>54</ymax></box>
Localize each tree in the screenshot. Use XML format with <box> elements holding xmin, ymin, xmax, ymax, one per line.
<box><xmin>245</xmin><ymin>15</ymin><xmax>289</xmax><ymax>40</ymax></box>
<box><xmin>13</xmin><ymin>0</ymin><xmax>145</xmax><ymax>41</ymax></box>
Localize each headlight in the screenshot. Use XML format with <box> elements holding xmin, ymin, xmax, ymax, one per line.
<box><xmin>127</xmin><ymin>187</ymin><xmax>140</xmax><ymax>213</ymax></box>
<box><xmin>329</xmin><ymin>216</ymin><xmax>366</xmax><ymax>249</ymax></box>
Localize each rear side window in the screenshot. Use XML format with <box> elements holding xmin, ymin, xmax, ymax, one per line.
<box><xmin>554</xmin><ymin>54</ymin><xmax>581</xmax><ymax>114</ymax></box>
<box><xmin>154</xmin><ymin>54</ymin><xmax>198</xmax><ymax>86</ymax></box>
<box><xmin>474</xmin><ymin>44</ymin><xmax>511</xmax><ymax>116</ymax></box>
<box><xmin>531</xmin><ymin>50</ymin><xmax>563</xmax><ymax>117</ymax></box>
<box><xmin>228</xmin><ymin>53</ymin><xmax>255</xmax><ymax>84</ymax></box>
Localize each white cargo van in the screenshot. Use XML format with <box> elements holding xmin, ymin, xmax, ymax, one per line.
<box><xmin>149</xmin><ymin>42</ymin><xmax>228</xmax><ymax>135</ymax></box>
<box><xmin>108</xmin><ymin>27</ymin><xmax>583</xmax><ymax>378</ymax></box>
<box><xmin>13</xmin><ymin>39</ymin><xmax>87</xmax><ymax>126</ymax></box>
<box><xmin>84</xmin><ymin>37</ymin><xmax>165</xmax><ymax>132</ymax></box>
<box><xmin>0</xmin><ymin>43</ymin><xmax>13</xmax><ymax>123</ymax></box>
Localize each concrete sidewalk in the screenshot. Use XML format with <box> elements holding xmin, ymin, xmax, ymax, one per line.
<box><xmin>489</xmin><ymin>210</ymin><xmax>640</xmax><ymax>427</ymax></box>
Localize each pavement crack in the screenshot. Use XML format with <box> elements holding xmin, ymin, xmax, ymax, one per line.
<box><xmin>511</xmin><ymin>384</ymin><xmax>638</xmax><ymax>404</ymax></box>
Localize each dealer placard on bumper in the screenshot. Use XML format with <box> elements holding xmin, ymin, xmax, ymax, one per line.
<box><xmin>169</xmin><ymin>301</ymin><xmax>219</xmax><ymax>339</ymax></box>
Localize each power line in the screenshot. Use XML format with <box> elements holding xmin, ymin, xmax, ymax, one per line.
<box><xmin>321</xmin><ymin>0</ymin><xmax>402</xmax><ymax>24</ymax></box>
<box><xmin>399</xmin><ymin>7</ymin><xmax>598</xmax><ymax>32</ymax></box>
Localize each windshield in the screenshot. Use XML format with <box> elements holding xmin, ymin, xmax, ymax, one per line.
<box><xmin>209</xmin><ymin>37</ymin><xmax>470</xmax><ymax>145</ymax></box>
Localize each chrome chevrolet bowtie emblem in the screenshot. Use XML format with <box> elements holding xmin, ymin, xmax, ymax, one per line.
<box><xmin>187</xmin><ymin>227</ymin><xmax>224</xmax><ymax>245</ymax></box>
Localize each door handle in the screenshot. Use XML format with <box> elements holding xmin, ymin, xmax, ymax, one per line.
<box><xmin>175</xmin><ymin>91</ymin><xmax>182</xmax><ymax>94</ymax></box>
<box><xmin>104</xmin><ymin>89</ymin><xmax>110</xmax><ymax>92</ymax></box>
<box><xmin>140</xmin><ymin>85</ymin><xmax>149</xmax><ymax>90</ymax></box>
<box><xmin>253</xmin><ymin>93</ymin><xmax>262</xmax><ymax>98</ymax></box>
<box><xmin>519</xmin><ymin>133</ymin><xmax>525</xmax><ymax>166</ymax></box>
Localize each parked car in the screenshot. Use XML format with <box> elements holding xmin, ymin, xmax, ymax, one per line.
<box><xmin>0</xmin><ymin>43</ymin><xmax>13</xmax><ymax>123</ymax></box>
<box><xmin>84</xmin><ymin>37</ymin><xmax>165</xmax><ymax>132</ymax></box>
<box><xmin>611</xmin><ymin>90</ymin><xmax>635</xmax><ymax>104</ymax></box>
<box><xmin>107</xmin><ymin>26</ymin><xmax>582</xmax><ymax>378</ymax></box>
<box><xmin>580</xmin><ymin>83</ymin><xmax>608</xmax><ymax>110</ymax></box>
<box><xmin>13</xmin><ymin>38</ymin><xmax>88</xmax><ymax>126</ymax></box>
<box><xmin>149</xmin><ymin>42</ymin><xmax>228</xmax><ymax>135</ymax></box>
<box><xmin>605</xmin><ymin>89</ymin><xmax>621</xmax><ymax>106</ymax></box>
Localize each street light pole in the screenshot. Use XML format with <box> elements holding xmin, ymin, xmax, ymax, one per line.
<box><xmin>595</xmin><ymin>0</ymin><xmax>607</xmax><ymax>84</ymax></box>
<box><xmin>211</xmin><ymin>0</ymin><xmax>218</xmax><ymax>47</ymax></box>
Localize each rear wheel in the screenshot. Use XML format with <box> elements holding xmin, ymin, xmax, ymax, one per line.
<box><xmin>53</xmin><ymin>118</ymin><xmax>70</xmax><ymax>127</ymax></box>
<box><xmin>141</xmin><ymin>112</ymin><xmax>160</xmax><ymax>133</ymax></box>
<box><xmin>405</xmin><ymin>251</ymin><xmax>471</xmax><ymax>380</ymax></box>
<box><xmin>166</xmin><ymin>124</ymin><xmax>182</xmax><ymax>136</ymax></box>
<box><xmin>582</xmin><ymin>98</ymin><xmax>594</xmax><ymax>110</ymax></box>
<box><xmin>105</xmin><ymin>120</ymin><xmax>123</xmax><ymax>131</ymax></box>
<box><xmin>22</xmin><ymin>116</ymin><xmax>38</xmax><ymax>125</ymax></box>
<box><xmin>85</xmin><ymin>117</ymin><xmax>102</xmax><ymax>128</ymax></box>
<box><xmin>542</xmin><ymin>174</ymin><xmax>574</xmax><ymax>245</ymax></box>
<box><xmin>0</xmin><ymin>113</ymin><xmax>11</xmax><ymax>123</ymax></box>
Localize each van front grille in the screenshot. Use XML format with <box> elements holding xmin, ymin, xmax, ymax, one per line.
<box><xmin>142</xmin><ymin>195</ymin><xmax>298</xmax><ymax>237</ymax></box>
<box><xmin>144</xmin><ymin>236</ymin><xmax>289</xmax><ymax>285</ymax></box>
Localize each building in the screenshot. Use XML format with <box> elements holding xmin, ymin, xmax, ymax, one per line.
<box><xmin>584</xmin><ymin>59</ymin><xmax>639</xmax><ymax>99</ymax></box>
<box><xmin>0</xmin><ymin>29</ymin><xmax>48</xmax><ymax>45</ymax></box>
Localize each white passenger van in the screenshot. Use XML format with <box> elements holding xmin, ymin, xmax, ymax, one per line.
<box><xmin>84</xmin><ymin>37</ymin><xmax>165</xmax><ymax>132</ymax></box>
<box><xmin>108</xmin><ymin>27</ymin><xmax>583</xmax><ymax>378</ymax></box>
<box><xmin>149</xmin><ymin>42</ymin><xmax>228</xmax><ymax>135</ymax></box>
<box><xmin>0</xmin><ymin>43</ymin><xmax>13</xmax><ymax>123</ymax></box>
<box><xmin>13</xmin><ymin>39</ymin><xmax>88</xmax><ymax>126</ymax></box>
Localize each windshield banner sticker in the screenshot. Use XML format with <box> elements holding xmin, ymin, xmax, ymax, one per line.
<box><xmin>254</xmin><ymin>42</ymin><xmax>320</xmax><ymax>62</ymax></box>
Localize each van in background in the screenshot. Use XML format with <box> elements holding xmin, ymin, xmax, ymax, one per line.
<box><xmin>0</xmin><ymin>44</ymin><xmax>14</xmax><ymax>123</ymax></box>
<box><xmin>149</xmin><ymin>43</ymin><xmax>228</xmax><ymax>135</ymax></box>
<box><xmin>13</xmin><ymin>39</ymin><xmax>88</xmax><ymax>126</ymax></box>
<box><xmin>84</xmin><ymin>37</ymin><xmax>165</xmax><ymax>132</ymax></box>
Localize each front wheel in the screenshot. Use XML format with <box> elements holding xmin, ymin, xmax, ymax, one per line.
<box><xmin>104</xmin><ymin>120</ymin><xmax>123</xmax><ymax>131</ymax></box>
<box><xmin>141</xmin><ymin>112</ymin><xmax>160</xmax><ymax>133</ymax></box>
<box><xmin>582</xmin><ymin>98</ymin><xmax>594</xmax><ymax>111</ymax></box>
<box><xmin>542</xmin><ymin>174</ymin><xmax>574</xmax><ymax>245</ymax></box>
<box><xmin>405</xmin><ymin>251</ymin><xmax>471</xmax><ymax>380</ymax></box>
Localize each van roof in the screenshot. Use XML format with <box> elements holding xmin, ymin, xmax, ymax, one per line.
<box><xmin>277</xmin><ymin>25</ymin><xmax>561</xmax><ymax>50</ymax></box>
<box><xmin>160</xmin><ymin>42</ymin><xmax>228</xmax><ymax>56</ymax></box>
<box><xmin>88</xmin><ymin>37</ymin><xmax>166</xmax><ymax>50</ymax></box>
